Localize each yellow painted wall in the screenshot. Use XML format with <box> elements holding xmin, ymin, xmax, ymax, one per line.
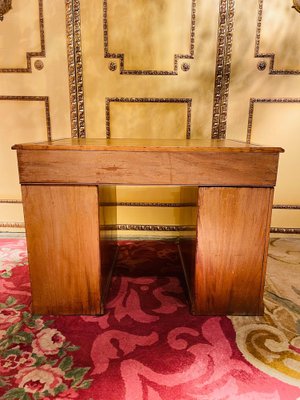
<box><xmin>0</xmin><ymin>0</ymin><xmax>299</xmax><ymax>236</ymax></box>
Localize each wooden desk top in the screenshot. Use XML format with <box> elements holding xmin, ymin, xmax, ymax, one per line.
<box><xmin>12</xmin><ymin>138</ymin><xmax>284</xmax><ymax>154</ymax></box>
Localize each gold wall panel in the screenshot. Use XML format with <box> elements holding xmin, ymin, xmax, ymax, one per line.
<box><xmin>1</xmin><ymin>0</ymin><xmax>298</xmax><ymax>235</ymax></box>
<box><xmin>0</xmin><ymin>99</ymin><xmax>49</xmax><ymax>198</ymax></box>
<box><xmin>271</xmin><ymin>209</ymin><xmax>300</xmax><ymax>231</ymax></box>
<box><xmin>256</xmin><ymin>0</ymin><xmax>300</xmax><ymax>74</ymax></box>
<box><xmin>226</xmin><ymin>0</ymin><xmax>300</xmax><ymax>232</ymax></box>
<box><xmin>80</xmin><ymin>0</ymin><xmax>219</xmax><ymax>138</ymax></box>
<box><xmin>0</xmin><ymin>203</ymin><xmax>24</xmax><ymax>226</ymax></box>
<box><xmin>107</xmin><ymin>98</ymin><xmax>190</xmax><ymax>139</ymax></box>
<box><xmin>116</xmin><ymin>206</ymin><xmax>183</xmax><ymax>226</ymax></box>
<box><xmin>0</xmin><ymin>0</ymin><xmax>45</xmax><ymax>72</ymax></box>
<box><xmin>248</xmin><ymin>102</ymin><xmax>300</xmax><ymax>204</ymax></box>
<box><xmin>116</xmin><ymin>186</ymin><xmax>182</xmax><ymax>203</ymax></box>
<box><xmin>79</xmin><ymin>0</ymin><xmax>219</xmax><ymax>235</ymax></box>
<box><xmin>104</xmin><ymin>0</ymin><xmax>195</xmax><ymax>74</ymax></box>
<box><xmin>0</xmin><ymin>1</ymin><xmax>71</xmax><ymax>231</ymax></box>
<box><xmin>227</xmin><ymin>0</ymin><xmax>300</xmax><ymax>137</ymax></box>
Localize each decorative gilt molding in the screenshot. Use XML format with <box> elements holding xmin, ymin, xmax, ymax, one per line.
<box><xmin>105</xmin><ymin>97</ymin><xmax>192</xmax><ymax>139</ymax></box>
<box><xmin>247</xmin><ymin>98</ymin><xmax>300</xmax><ymax>143</ymax></box>
<box><xmin>65</xmin><ymin>0</ymin><xmax>85</xmax><ymax>137</ymax></box>
<box><xmin>0</xmin><ymin>222</ymin><xmax>25</xmax><ymax>228</ymax></box>
<box><xmin>103</xmin><ymin>0</ymin><xmax>196</xmax><ymax>75</ymax></box>
<box><xmin>3</xmin><ymin>200</ymin><xmax>299</xmax><ymax>211</ymax></box>
<box><xmin>271</xmin><ymin>227</ymin><xmax>300</xmax><ymax>234</ymax></box>
<box><xmin>0</xmin><ymin>199</ymin><xmax>22</xmax><ymax>203</ymax></box>
<box><xmin>0</xmin><ymin>96</ymin><xmax>51</xmax><ymax>140</ymax></box>
<box><xmin>211</xmin><ymin>0</ymin><xmax>235</xmax><ymax>139</ymax></box>
<box><xmin>0</xmin><ymin>0</ymin><xmax>12</xmax><ymax>21</ymax></box>
<box><xmin>273</xmin><ymin>204</ymin><xmax>300</xmax><ymax>209</ymax></box>
<box><xmin>100</xmin><ymin>202</ymin><xmax>196</xmax><ymax>207</ymax></box>
<box><xmin>0</xmin><ymin>0</ymin><xmax>45</xmax><ymax>73</ymax></box>
<box><xmin>103</xmin><ymin>224</ymin><xmax>195</xmax><ymax>232</ymax></box>
<box><xmin>104</xmin><ymin>224</ymin><xmax>300</xmax><ymax>234</ymax></box>
<box><xmin>255</xmin><ymin>0</ymin><xmax>300</xmax><ymax>75</ymax></box>
<box><xmin>1</xmin><ymin>221</ymin><xmax>297</xmax><ymax>234</ymax></box>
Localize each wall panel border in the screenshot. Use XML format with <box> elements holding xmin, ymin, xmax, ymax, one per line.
<box><xmin>0</xmin><ymin>0</ymin><xmax>45</xmax><ymax>73</ymax></box>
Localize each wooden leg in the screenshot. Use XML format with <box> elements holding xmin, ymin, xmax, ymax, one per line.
<box><xmin>22</xmin><ymin>185</ymin><xmax>102</xmax><ymax>315</ymax></box>
<box><xmin>193</xmin><ymin>187</ymin><xmax>273</xmax><ymax>315</ymax></box>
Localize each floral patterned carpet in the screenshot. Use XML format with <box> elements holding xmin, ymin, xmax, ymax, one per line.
<box><xmin>0</xmin><ymin>237</ymin><xmax>299</xmax><ymax>400</ymax></box>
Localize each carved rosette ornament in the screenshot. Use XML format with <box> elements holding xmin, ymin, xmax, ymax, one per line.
<box><xmin>0</xmin><ymin>0</ymin><xmax>12</xmax><ymax>21</ymax></box>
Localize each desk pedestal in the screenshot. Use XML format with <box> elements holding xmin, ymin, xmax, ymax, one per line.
<box><xmin>22</xmin><ymin>184</ymin><xmax>272</xmax><ymax>316</ymax></box>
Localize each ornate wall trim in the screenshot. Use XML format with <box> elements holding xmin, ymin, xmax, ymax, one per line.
<box><xmin>0</xmin><ymin>0</ymin><xmax>45</xmax><ymax>73</ymax></box>
<box><xmin>255</xmin><ymin>0</ymin><xmax>300</xmax><ymax>75</ymax></box>
<box><xmin>103</xmin><ymin>224</ymin><xmax>195</xmax><ymax>232</ymax></box>
<box><xmin>271</xmin><ymin>227</ymin><xmax>300</xmax><ymax>234</ymax></box>
<box><xmin>100</xmin><ymin>202</ymin><xmax>196</xmax><ymax>207</ymax></box>
<box><xmin>247</xmin><ymin>98</ymin><xmax>300</xmax><ymax>142</ymax></box>
<box><xmin>211</xmin><ymin>0</ymin><xmax>235</xmax><ymax>139</ymax></box>
<box><xmin>273</xmin><ymin>204</ymin><xmax>300</xmax><ymax>209</ymax></box>
<box><xmin>0</xmin><ymin>96</ymin><xmax>51</xmax><ymax>140</ymax></box>
<box><xmin>0</xmin><ymin>199</ymin><xmax>22</xmax><ymax>203</ymax></box>
<box><xmin>0</xmin><ymin>222</ymin><xmax>25</xmax><ymax>229</ymax></box>
<box><xmin>103</xmin><ymin>0</ymin><xmax>196</xmax><ymax>75</ymax></box>
<box><xmin>65</xmin><ymin>0</ymin><xmax>85</xmax><ymax>137</ymax></box>
<box><xmin>2</xmin><ymin>200</ymin><xmax>299</xmax><ymax>210</ymax></box>
<box><xmin>105</xmin><ymin>97</ymin><xmax>192</xmax><ymax>139</ymax></box>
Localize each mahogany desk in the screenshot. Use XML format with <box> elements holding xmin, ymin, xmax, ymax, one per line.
<box><xmin>13</xmin><ymin>138</ymin><xmax>284</xmax><ymax>316</ymax></box>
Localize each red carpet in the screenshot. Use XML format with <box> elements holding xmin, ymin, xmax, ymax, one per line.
<box><xmin>0</xmin><ymin>238</ymin><xmax>299</xmax><ymax>399</ymax></box>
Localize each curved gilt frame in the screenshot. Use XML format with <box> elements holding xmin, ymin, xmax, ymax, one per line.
<box><xmin>0</xmin><ymin>0</ymin><xmax>45</xmax><ymax>73</ymax></box>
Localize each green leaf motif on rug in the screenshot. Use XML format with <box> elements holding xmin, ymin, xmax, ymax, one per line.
<box><xmin>0</xmin><ymin>296</ymin><xmax>93</xmax><ymax>399</ymax></box>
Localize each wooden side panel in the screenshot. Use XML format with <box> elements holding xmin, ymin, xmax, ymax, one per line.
<box><xmin>22</xmin><ymin>185</ymin><xmax>101</xmax><ymax>315</ymax></box>
<box><xmin>194</xmin><ymin>187</ymin><xmax>273</xmax><ymax>315</ymax></box>
<box><xmin>98</xmin><ymin>185</ymin><xmax>118</xmax><ymax>313</ymax></box>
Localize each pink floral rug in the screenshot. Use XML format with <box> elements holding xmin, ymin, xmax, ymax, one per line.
<box><xmin>0</xmin><ymin>238</ymin><xmax>299</xmax><ymax>400</ymax></box>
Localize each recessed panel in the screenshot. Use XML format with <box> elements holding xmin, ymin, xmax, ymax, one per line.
<box><xmin>108</xmin><ymin>99</ymin><xmax>190</xmax><ymax>139</ymax></box>
<box><xmin>0</xmin><ymin>0</ymin><xmax>43</xmax><ymax>71</ymax></box>
<box><xmin>105</xmin><ymin>0</ymin><xmax>194</xmax><ymax>73</ymax></box>
<box><xmin>80</xmin><ymin>0</ymin><xmax>219</xmax><ymax>138</ymax></box>
<box><xmin>0</xmin><ymin>100</ymin><xmax>49</xmax><ymax>199</ymax></box>
<box><xmin>248</xmin><ymin>102</ymin><xmax>300</xmax><ymax>229</ymax></box>
<box><xmin>257</xmin><ymin>0</ymin><xmax>300</xmax><ymax>73</ymax></box>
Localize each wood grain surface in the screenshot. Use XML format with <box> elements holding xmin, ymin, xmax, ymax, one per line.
<box><xmin>22</xmin><ymin>185</ymin><xmax>101</xmax><ymax>315</ymax></box>
<box><xmin>193</xmin><ymin>187</ymin><xmax>274</xmax><ymax>315</ymax></box>
<box><xmin>16</xmin><ymin>149</ymin><xmax>280</xmax><ymax>187</ymax></box>
<box><xmin>12</xmin><ymin>138</ymin><xmax>284</xmax><ymax>153</ymax></box>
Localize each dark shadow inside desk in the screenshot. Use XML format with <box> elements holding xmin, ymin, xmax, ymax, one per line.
<box><xmin>105</xmin><ymin>240</ymin><xmax>192</xmax><ymax>314</ymax></box>
<box><xmin>99</xmin><ymin>186</ymin><xmax>198</xmax><ymax>314</ymax></box>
